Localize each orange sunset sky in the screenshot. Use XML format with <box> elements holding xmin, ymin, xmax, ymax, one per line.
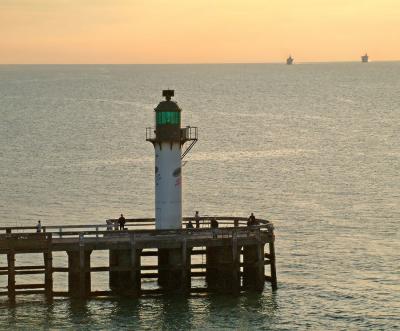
<box><xmin>0</xmin><ymin>0</ymin><xmax>399</xmax><ymax>64</ymax></box>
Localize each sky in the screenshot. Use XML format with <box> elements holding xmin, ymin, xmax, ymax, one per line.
<box><xmin>0</xmin><ymin>0</ymin><xmax>399</xmax><ymax>64</ymax></box>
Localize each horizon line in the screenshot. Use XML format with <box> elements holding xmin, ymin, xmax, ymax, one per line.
<box><xmin>1</xmin><ymin>60</ymin><xmax>399</xmax><ymax>66</ymax></box>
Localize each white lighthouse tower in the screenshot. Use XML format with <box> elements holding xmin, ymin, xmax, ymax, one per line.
<box><xmin>146</xmin><ymin>90</ymin><xmax>197</xmax><ymax>230</ymax></box>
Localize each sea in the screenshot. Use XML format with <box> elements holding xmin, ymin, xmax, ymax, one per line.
<box><xmin>0</xmin><ymin>63</ymin><xmax>399</xmax><ymax>330</ymax></box>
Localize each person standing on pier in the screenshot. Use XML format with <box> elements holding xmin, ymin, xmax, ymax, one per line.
<box><xmin>118</xmin><ymin>214</ymin><xmax>126</xmax><ymax>230</ymax></box>
<box><xmin>36</xmin><ymin>220</ymin><xmax>42</xmax><ymax>233</ymax></box>
<box><xmin>195</xmin><ymin>211</ymin><xmax>200</xmax><ymax>228</ymax></box>
<box><xmin>247</xmin><ymin>213</ymin><xmax>258</xmax><ymax>226</ymax></box>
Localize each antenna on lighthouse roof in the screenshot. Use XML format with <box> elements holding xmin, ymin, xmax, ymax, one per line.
<box><xmin>162</xmin><ymin>89</ymin><xmax>174</xmax><ymax>101</ymax></box>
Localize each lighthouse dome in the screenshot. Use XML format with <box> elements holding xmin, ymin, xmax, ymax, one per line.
<box><xmin>153</xmin><ymin>90</ymin><xmax>182</xmax><ymax>141</ymax></box>
<box><xmin>154</xmin><ymin>100</ymin><xmax>181</xmax><ymax>113</ymax></box>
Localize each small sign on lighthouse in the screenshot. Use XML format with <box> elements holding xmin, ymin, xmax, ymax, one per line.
<box><xmin>146</xmin><ymin>90</ymin><xmax>198</xmax><ymax>230</ymax></box>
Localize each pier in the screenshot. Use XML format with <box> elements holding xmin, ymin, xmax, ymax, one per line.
<box><xmin>0</xmin><ymin>217</ymin><xmax>277</xmax><ymax>301</ymax></box>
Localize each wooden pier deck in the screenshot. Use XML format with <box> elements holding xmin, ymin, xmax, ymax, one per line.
<box><xmin>0</xmin><ymin>217</ymin><xmax>277</xmax><ymax>301</ymax></box>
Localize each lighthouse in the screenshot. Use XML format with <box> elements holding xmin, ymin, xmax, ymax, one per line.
<box><xmin>146</xmin><ymin>90</ymin><xmax>197</xmax><ymax>230</ymax></box>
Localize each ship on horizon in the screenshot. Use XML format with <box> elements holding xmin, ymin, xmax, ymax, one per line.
<box><xmin>286</xmin><ymin>55</ymin><xmax>294</xmax><ymax>65</ymax></box>
<box><xmin>361</xmin><ymin>53</ymin><xmax>369</xmax><ymax>63</ymax></box>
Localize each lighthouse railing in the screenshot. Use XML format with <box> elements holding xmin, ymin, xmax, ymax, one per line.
<box><xmin>145</xmin><ymin>127</ymin><xmax>156</xmax><ymax>141</ymax></box>
<box><xmin>181</xmin><ymin>126</ymin><xmax>198</xmax><ymax>159</ymax></box>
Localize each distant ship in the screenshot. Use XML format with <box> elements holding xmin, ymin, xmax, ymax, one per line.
<box><xmin>286</xmin><ymin>55</ymin><xmax>294</xmax><ymax>65</ymax></box>
<box><xmin>361</xmin><ymin>53</ymin><xmax>369</xmax><ymax>63</ymax></box>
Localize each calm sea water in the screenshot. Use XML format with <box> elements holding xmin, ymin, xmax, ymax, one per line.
<box><xmin>0</xmin><ymin>63</ymin><xmax>399</xmax><ymax>330</ymax></box>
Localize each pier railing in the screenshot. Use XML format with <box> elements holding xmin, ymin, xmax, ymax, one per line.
<box><xmin>0</xmin><ymin>217</ymin><xmax>272</xmax><ymax>240</ymax></box>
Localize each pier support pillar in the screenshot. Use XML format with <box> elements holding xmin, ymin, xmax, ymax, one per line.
<box><xmin>232</xmin><ymin>235</ymin><xmax>240</xmax><ymax>295</ymax></box>
<box><xmin>158</xmin><ymin>248</ymin><xmax>182</xmax><ymax>290</ymax></box>
<box><xmin>269</xmin><ymin>239</ymin><xmax>278</xmax><ymax>290</ymax></box>
<box><xmin>109</xmin><ymin>249</ymin><xmax>118</xmax><ymax>291</ymax></box>
<box><xmin>129</xmin><ymin>239</ymin><xmax>141</xmax><ymax>297</ymax></box>
<box><xmin>44</xmin><ymin>251</ymin><xmax>53</xmax><ymax>300</ymax></box>
<box><xmin>44</xmin><ymin>234</ymin><xmax>53</xmax><ymax>300</ymax></box>
<box><xmin>181</xmin><ymin>240</ymin><xmax>191</xmax><ymax>292</ymax></box>
<box><xmin>243</xmin><ymin>244</ymin><xmax>265</xmax><ymax>292</ymax></box>
<box><xmin>109</xmin><ymin>248</ymin><xmax>141</xmax><ymax>296</ymax></box>
<box><xmin>7</xmin><ymin>251</ymin><xmax>16</xmax><ymax>302</ymax></box>
<box><xmin>206</xmin><ymin>243</ymin><xmax>240</xmax><ymax>294</ymax></box>
<box><xmin>158</xmin><ymin>246</ymin><xmax>190</xmax><ymax>291</ymax></box>
<box><xmin>67</xmin><ymin>250</ymin><xmax>91</xmax><ymax>298</ymax></box>
<box><xmin>157</xmin><ymin>249</ymin><xmax>169</xmax><ymax>288</ymax></box>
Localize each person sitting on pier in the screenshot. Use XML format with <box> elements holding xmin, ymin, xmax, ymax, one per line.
<box><xmin>186</xmin><ymin>220</ymin><xmax>194</xmax><ymax>229</ymax></box>
<box><xmin>247</xmin><ymin>213</ymin><xmax>258</xmax><ymax>226</ymax></box>
<box><xmin>106</xmin><ymin>220</ymin><xmax>113</xmax><ymax>231</ymax></box>
<box><xmin>210</xmin><ymin>218</ymin><xmax>219</xmax><ymax>238</ymax></box>
<box><xmin>118</xmin><ymin>214</ymin><xmax>126</xmax><ymax>230</ymax></box>
<box><xmin>36</xmin><ymin>220</ymin><xmax>42</xmax><ymax>233</ymax></box>
<box><xmin>195</xmin><ymin>211</ymin><xmax>200</xmax><ymax>228</ymax></box>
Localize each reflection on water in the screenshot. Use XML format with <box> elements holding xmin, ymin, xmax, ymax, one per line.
<box><xmin>0</xmin><ymin>293</ymin><xmax>278</xmax><ymax>330</ymax></box>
